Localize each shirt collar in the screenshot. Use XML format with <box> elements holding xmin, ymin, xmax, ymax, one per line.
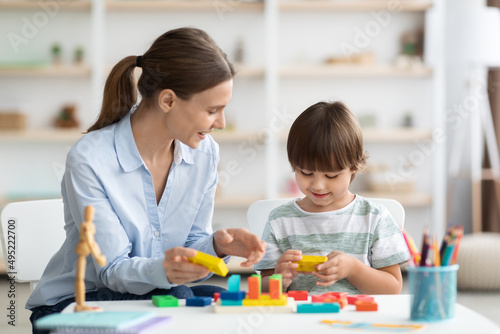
<box><xmin>115</xmin><ymin>105</ymin><xmax>194</xmax><ymax>172</ymax></box>
<box><xmin>115</xmin><ymin>109</ymin><xmax>144</xmax><ymax>172</ymax></box>
<box><xmin>173</xmin><ymin>139</ymin><xmax>194</xmax><ymax>165</ymax></box>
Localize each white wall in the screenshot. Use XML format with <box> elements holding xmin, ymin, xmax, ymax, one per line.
<box><xmin>444</xmin><ymin>0</ymin><xmax>488</xmax><ymax>234</ymax></box>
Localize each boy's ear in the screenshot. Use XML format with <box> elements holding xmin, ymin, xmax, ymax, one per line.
<box><xmin>350</xmin><ymin>170</ymin><xmax>357</xmax><ymax>183</ymax></box>
<box><xmin>158</xmin><ymin>89</ymin><xmax>176</xmax><ymax>113</ymax></box>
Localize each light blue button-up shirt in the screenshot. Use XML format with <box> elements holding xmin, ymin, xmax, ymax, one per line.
<box><xmin>26</xmin><ymin>108</ymin><xmax>222</xmax><ymax>308</ymax></box>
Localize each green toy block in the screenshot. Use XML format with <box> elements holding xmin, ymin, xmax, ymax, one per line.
<box><xmin>152</xmin><ymin>295</ymin><xmax>179</xmax><ymax>307</ymax></box>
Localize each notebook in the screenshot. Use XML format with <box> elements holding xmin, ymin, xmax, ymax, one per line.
<box><xmin>35</xmin><ymin>311</ymin><xmax>157</xmax><ymax>331</ymax></box>
<box><xmin>51</xmin><ymin>316</ymin><xmax>172</xmax><ymax>334</ymax></box>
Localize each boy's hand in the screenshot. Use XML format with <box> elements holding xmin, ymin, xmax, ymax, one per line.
<box><xmin>313</xmin><ymin>251</ymin><xmax>354</xmax><ymax>287</ymax></box>
<box><xmin>274</xmin><ymin>250</ymin><xmax>302</xmax><ymax>290</ymax></box>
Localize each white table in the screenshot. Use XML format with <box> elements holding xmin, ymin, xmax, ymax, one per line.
<box><xmin>62</xmin><ymin>295</ymin><xmax>500</xmax><ymax>334</ymax></box>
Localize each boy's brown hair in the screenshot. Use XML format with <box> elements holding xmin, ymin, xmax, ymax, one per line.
<box><xmin>287</xmin><ymin>101</ymin><xmax>368</xmax><ymax>175</ymax></box>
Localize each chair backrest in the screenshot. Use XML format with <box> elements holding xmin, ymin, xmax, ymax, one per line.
<box><xmin>247</xmin><ymin>197</ymin><xmax>405</xmax><ymax>239</ymax></box>
<box><xmin>0</xmin><ymin>199</ymin><xmax>65</xmax><ymax>290</ymax></box>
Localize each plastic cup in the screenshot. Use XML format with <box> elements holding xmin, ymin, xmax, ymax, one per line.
<box><xmin>408</xmin><ymin>264</ymin><xmax>459</xmax><ymax>321</ymax></box>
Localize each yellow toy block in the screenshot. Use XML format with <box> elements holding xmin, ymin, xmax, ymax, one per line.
<box><xmin>242</xmin><ymin>294</ymin><xmax>288</xmax><ymax>306</ymax></box>
<box><xmin>188</xmin><ymin>251</ymin><xmax>228</xmax><ymax>277</ymax></box>
<box><xmin>293</xmin><ymin>255</ymin><xmax>328</xmax><ymax>271</ymax></box>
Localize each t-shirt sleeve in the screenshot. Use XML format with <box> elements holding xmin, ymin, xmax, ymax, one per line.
<box><xmin>254</xmin><ymin>218</ymin><xmax>282</xmax><ymax>271</ymax></box>
<box><xmin>370</xmin><ymin>208</ymin><xmax>411</xmax><ymax>269</ymax></box>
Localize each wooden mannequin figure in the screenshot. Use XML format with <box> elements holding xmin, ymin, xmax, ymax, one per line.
<box><xmin>74</xmin><ymin>206</ymin><xmax>107</xmax><ymax>312</ymax></box>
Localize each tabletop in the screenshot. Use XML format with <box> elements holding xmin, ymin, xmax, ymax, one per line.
<box><xmin>62</xmin><ymin>294</ymin><xmax>500</xmax><ymax>334</ymax></box>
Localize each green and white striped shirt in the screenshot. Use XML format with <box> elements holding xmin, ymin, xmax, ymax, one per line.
<box><xmin>254</xmin><ymin>196</ymin><xmax>410</xmax><ymax>294</ymax></box>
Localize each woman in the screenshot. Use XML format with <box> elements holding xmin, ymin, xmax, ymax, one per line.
<box><xmin>28</xmin><ymin>27</ymin><xmax>266</xmax><ymax>332</ymax></box>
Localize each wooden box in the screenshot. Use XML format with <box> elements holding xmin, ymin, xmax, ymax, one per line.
<box><xmin>0</xmin><ymin>112</ymin><xmax>27</xmax><ymax>130</ymax></box>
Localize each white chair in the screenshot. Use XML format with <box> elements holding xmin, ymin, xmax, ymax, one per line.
<box><xmin>0</xmin><ymin>199</ymin><xmax>66</xmax><ymax>291</ymax></box>
<box><xmin>247</xmin><ymin>197</ymin><xmax>405</xmax><ymax>239</ymax></box>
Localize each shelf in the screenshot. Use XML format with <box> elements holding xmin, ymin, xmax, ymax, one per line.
<box><xmin>280</xmin><ymin>64</ymin><xmax>432</xmax><ymax>78</ymax></box>
<box><xmin>0</xmin><ymin>129</ymin><xmax>84</xmax><ymax>143</ymax></box>
<box><xmin>280</xmin><ymin>0</ymin><xmax>432</xmax><ymax>11</ymax></box>
<box><xmin>106</xmin><ymin>0</ymin><xmax>264</xmax><ymax>11</ymax></box>
<box><xmin>360</xmin><ymin>191</ymin><xmax>432</xmax><ymax>207</ymax></box>
<box><xmin>0</xmin><ymin>65</ymin><xmax>91</xmax><ymax>78</ymax></box>
<box><xmin>0</xmin><ymin>0</ymin><xmax>91</xmax><ymax>10</ymax></box>
<box><xmin>214</xmin><ymin>195</ymin><xmax>262</xmax><ymax>209</ymax></box>
<box><xmin>0</xmin><ymin>129</ymin><xmax>266</xmax><ymax>144</ymax></box>
<box><xmin>279</xmin><ymin>128</ymin><xmax>432</xmax><ymax>143</ymax></box>
<box><xmin>362</xmin><ymin>128</ymin><xmax>433</xmax><ymax>143</ymax></box>
<box><xmin>234</xmin><ymin>65</ymin><xmax>265</xmax><ymax>79</ymax></box>
<box><xmin>211</xmin><ymin>130</ymin><xmax>265</xmax><ymax>143</ymax></box>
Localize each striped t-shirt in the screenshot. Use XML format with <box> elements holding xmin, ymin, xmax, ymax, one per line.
<box><xmin>254</xmin><ymin>196</ymin><xmax>410</xmax><ymax>294</ymax></box>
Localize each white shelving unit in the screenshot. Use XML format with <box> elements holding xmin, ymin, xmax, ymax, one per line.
<box><xmin>0</xmin><ymin>0</ymin><xmax>446</xmax><ymax>268</ymax></box>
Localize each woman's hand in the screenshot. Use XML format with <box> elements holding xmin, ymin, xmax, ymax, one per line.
<box><xmin>163</xmin><ymin>247</ymin><xmax>210</xmax><ymax>285</ymax></box>
<box><xmin>313</xmin><ymin>251</ymin><xmax>354</xmax><ymax>287</ymax></box>
<box><xmin>213</xmin><ymin>228</ymin><xmax>266</xmax><ymax>267</ymax></box>
<box><xmin>274</xmin><ymin>249</ymin><xmax>302</xmax><ymax>290</ymax></box>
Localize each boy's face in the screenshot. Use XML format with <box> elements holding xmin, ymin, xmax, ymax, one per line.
<box><xmin>294</xmin><ymin>168</ymin><xmax>355</xmax><ymax>212</ymax></box>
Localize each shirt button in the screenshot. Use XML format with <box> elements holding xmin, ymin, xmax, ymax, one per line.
<box><xmin>154</xmin><ymin>231</ymin><xmax>160</xmax><ymax>237</ymax></box>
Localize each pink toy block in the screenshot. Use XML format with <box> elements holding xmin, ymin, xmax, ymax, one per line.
<box><xmin>347</xmin><ymin>294</ymin><xmax>374</xmax><ymax>305</ymax></box>
<box><xmin>287</xmin><ymin>291</ymin><xmax>308</xmax><ymax>301</ymax></box>
<box><xmin>355</xmin><ymin>300</ymin><xmax>378</xmax><ymax>311</ymax></box>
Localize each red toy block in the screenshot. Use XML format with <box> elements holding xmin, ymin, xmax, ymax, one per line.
<box><xmin>355</xmin><ymin>300</ymin><xmax>378</xmax><ymax>311</ymax></box>
<box><xmin>324</xmin><ymin>292</ymin><xmax>348</xmax><ymax>300</ymax></box>
<box><xmin>213</xmin><ymin>292</ymin><xmax>220</xmax><ymax>302</ymax></box>
<box><xmin>348</xmin><ymin>294</ymin><xmax>374</xmax><ymax>305</ymax></box>
<box><xmin>287</xmin><ymin>290</ymin><xmax>308</xmax><ymax>301</ymax></box>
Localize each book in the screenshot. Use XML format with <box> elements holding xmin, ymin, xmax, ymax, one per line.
<box><xmin>51</xmin><ymin>316</ymin><xmax>172</xmax><ymax>334</ymax></box>
<box><xmin>35</xmin><ymin>311</ymin><xmax>157</xmax><ymax>331</ymax></box>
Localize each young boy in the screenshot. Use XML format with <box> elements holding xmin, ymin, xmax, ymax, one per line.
<box><xmin>254</xmin><ymin>101</ymin><xmax>410</xmax><ymax>294</ymax></box>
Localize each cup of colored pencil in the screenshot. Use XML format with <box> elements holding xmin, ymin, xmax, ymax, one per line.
<box><xmin>403</xmin><ymin>226</ymin><xmax>462</xmax><ymax>321</ymax></box>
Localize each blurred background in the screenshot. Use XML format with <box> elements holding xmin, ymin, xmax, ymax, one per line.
<box><xmin>2</xmin><ymin>0</ymin><xmax>500</xmax><ymax>332</ymax></box>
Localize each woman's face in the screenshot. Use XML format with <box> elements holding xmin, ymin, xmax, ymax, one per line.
<box><xmin>168</xmin><ymin>79</ymin><xmax>232</xmax><ymax>148</ymax></box>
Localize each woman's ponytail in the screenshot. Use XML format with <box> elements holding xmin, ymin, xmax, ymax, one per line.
<box><xmin>87</xmin><ymin>27</ymin><xmax>235</xmax><ymax>133</ymax></box>
<box><xmin>87</xmin><ymin>56</ymin><xmax>137</xmax><ymax>132</ymax></box>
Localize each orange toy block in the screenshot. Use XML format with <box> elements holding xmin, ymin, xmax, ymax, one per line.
<box><xmin>188</xmin><ymin>250</ymin><xmax>228</xmax><ymax>277</ymax></box>
<box><xmin>355</xmin><ymin>300</ymin><xmax>378</xmax><ymax>311</ymax></box>
<box><xmin>348</xmin><ymin>294</ymin><xmax>374</xmax><ymax>305</ymax></box>
<box><xmin>269</xmin><ymin>274</ymin><xmax>282</xmax><ymax>299</ymax></box>
<box><xmin>247</xmin><ymin>275</ymin><xmax>261</xmax><ymax>299</ymax></box>
<box><xmin>287</xmin><ymin>290</ymin><xmax>308</xmax><ymax>301</ymax></box>
<box><xmin>293</xmin><ymin>255</ymin><xmax>328</xmax><ymax>271</ymax></box>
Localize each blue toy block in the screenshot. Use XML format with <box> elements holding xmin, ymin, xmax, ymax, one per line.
<box><xmin>297</xmin><ymin>302</ymin><xmax>340</xmax><ymax>313</ymax></box>
<box><xmin>186</xmin><ymin>296</ymin><xmax>212</xmax><ymax>307</ymax></box>
<box><xmin>221</xmin><ymin>299</ymin><xmax>243</xmax><ymax>306</ymax></box>
<box><xmin>220</xmin><ymin>291</ymin><xmax>246</xmax><ymax>300</ymax></box>
<box><xmin>227</xmin><ymin>274</ymin><xmax>241</xmax><ymax>292</ymax></box>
